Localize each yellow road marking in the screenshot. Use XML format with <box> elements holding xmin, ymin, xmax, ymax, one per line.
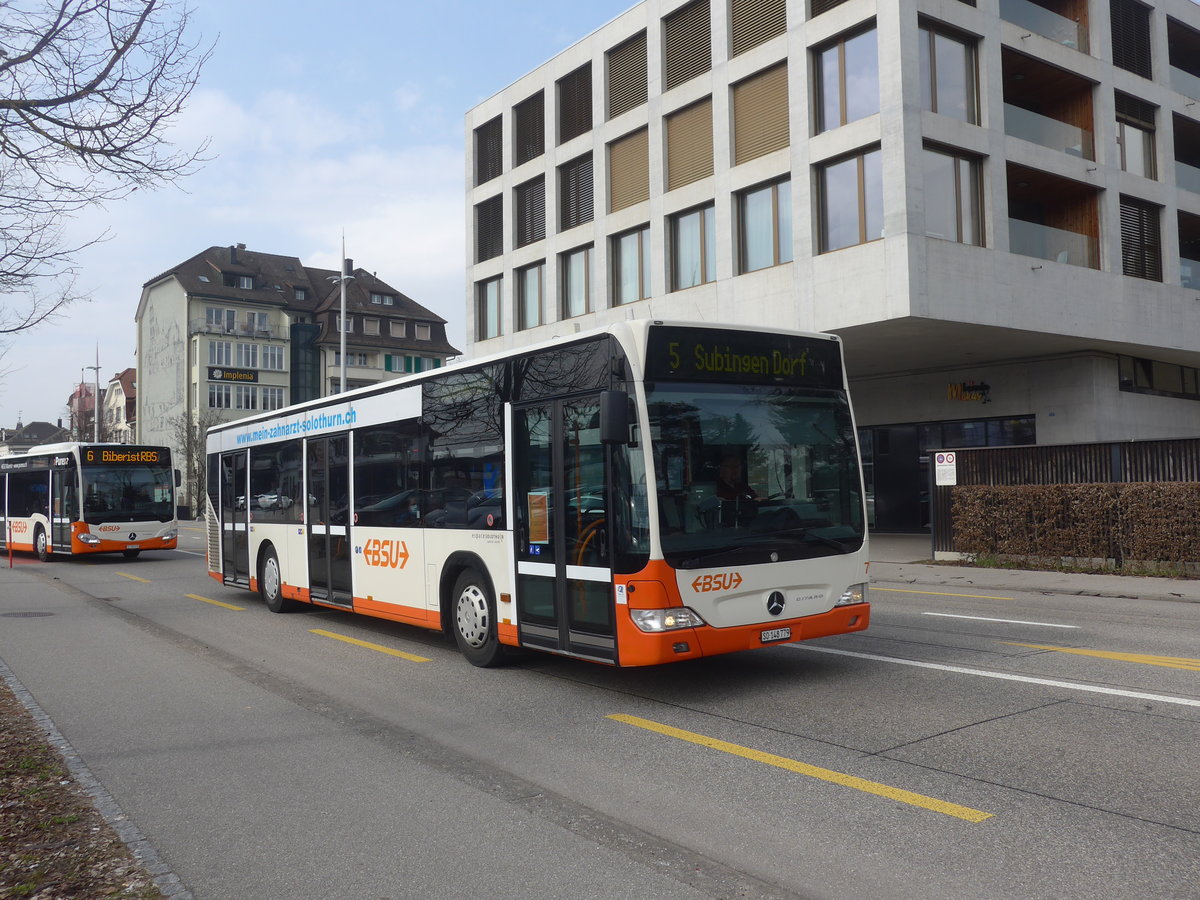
<box><xmin>874</xmin><ymin>587</ymin><xmax>1015</xmax><ymax>601</ymax></box>
<box><xmin>1003</xmin><ymin>642</ymin><xmax>1200</xmax><ymax>672</ymax></box>
<box><xmin>608</xmin><ymin>714</ymin><xmax>991</xmax><ymax>823</ymax></box>
<box><xmin>185</xmin><ymin>593</ymin><xmax>245</xmax><ymax>611</ymax></box>
<box><xmin>310</xmin><ymin>629</ymin><xmax>431</xmax><ymax>663</ymax></box>
<box><xmin>116</xmin><ymin>572</ymin><xmax>150</xmax><ymax>583</ymax></box>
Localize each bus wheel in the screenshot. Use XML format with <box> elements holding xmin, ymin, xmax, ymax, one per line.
<box><xmin>34</xmin><ymin>527</ymin><xmax>50</xmax><ymax>562</ymax></box>
<box><xmin>260</xmin><ymin>546</ymin><xmax>297</xmax><ymax>613</ymax></box>
<box><xmin>123</xmin><ymin>549</ymin><xmax>141</xmax><ymax>559</ymax></box>
<box><xmin>451</xmin><ymin>569</ymin><xmax>506</xmax><ymax>667</ymax></box>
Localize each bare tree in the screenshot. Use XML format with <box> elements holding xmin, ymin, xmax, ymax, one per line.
<box><xmin>171</xmin><ymin>406</ymin><xmax>219</xmax><ymax>518</ymax></box>
<box><xmin>0</xmin><ymin>1</ymin><xmax>210</xmax><ymax>333</ymax></box>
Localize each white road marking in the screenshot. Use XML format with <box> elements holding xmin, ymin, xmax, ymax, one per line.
<box><xmin>922</xmin><ymin>612</ymin><xmax>1078</xmax><ymax>629</ymax></box>
<box><xmin>791</xmin><ymin>645</ymin><xmax>1200</xmax><ymax>708</ymax></box>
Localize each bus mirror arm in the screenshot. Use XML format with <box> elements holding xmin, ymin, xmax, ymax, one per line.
<box><xmin>599</xmin><ymin>390</ymin><xmax>630</xmax><ymax>446</ymax></box>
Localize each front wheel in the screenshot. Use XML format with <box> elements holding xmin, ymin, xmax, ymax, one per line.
<box><xmin>34</xmin><ymin>527</ymin><xmax>50</xmax><ymax>562</ymax></box>
<box><xmin>451</xmin><ymin>569</ymin><xmax>507</xmax><ymax>667</ymax></box>
<box><xmin>260</xmin><ymin>545</ymin><xmax>298</xmax><ymax>613</ymax></box>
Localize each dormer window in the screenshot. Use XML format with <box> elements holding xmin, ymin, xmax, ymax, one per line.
<box><xmin>370</xmin><ymin>292</ymin><xmax>394</xmax><ymax>305</ymax></box>
<box><xmin>415</xmin><ymin>323</ymin><xmax>431</xmax><ymax>340</ymax></box>
<box><xmin>223</xmin><ymin>273</ymin><xmax>253</xmax><ymax>289</ymax></box>
<box><xmin>294</xmin><ymin>287</ymin><xmax>308</xmax><ymax>301</ymax></box>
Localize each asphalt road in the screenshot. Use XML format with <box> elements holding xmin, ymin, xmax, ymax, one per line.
<box><xmin>1</xmin><ymin>524</ymin><xmax>1198</xmax><ymax>899</ymax></box>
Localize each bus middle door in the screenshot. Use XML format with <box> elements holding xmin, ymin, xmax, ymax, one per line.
<box><xmin>220</xmin><ymin>451</ymin><xmax>251</xmax><ymax>585</ymax></box>
<box><xmin>306</xmin><ymin>435</ymin><xmax>352</xmax><ymax>607</ymax></box>
<box><xmin>513</xmin><ymin>396</ymin><xmax>615</xmax><ymax>663</ymax></box>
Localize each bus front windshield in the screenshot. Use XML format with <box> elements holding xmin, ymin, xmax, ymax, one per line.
<box><xmin>647</xmin><ymin>383</ymin><xmax>864</xmax><ymax>569</ymax></box>
<box><xmin>82</xmin><ymin>465</ymin><xmax>174</xmax><ymax>524</ymax></box>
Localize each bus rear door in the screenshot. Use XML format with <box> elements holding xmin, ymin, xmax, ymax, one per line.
<box><xmin>220</xmin><ymin>451</ymin><xmax>250</xmax><ymax>585</ymax></box>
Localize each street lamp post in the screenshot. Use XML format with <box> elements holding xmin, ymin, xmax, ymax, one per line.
<box><xmin>85</xmin><ymin>348</ymin><xmax>101</xmax><ymax>442</ymax></box>
<box><xmin>327</xmin><ymin>239</ymin><xmax>355</xmax><ymax>395</ymax></box>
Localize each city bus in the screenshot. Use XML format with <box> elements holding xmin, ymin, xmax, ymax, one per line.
<box><xmin>205</xmin><ymin>320</ymin><xmax>870</xmax><ymax>667</ymax></box>
<box><xmin>0</xmin><ymin>443</ymin><xmax>179</xmax><ymax>560</ymax></box>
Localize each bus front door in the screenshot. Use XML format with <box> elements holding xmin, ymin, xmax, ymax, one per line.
<box><xmin>50</xmin><ymin>468</ymin><xmax>76</xmax><ymax>552</ymax></box>
<box><xmin>220</xmin><ymin>452</ymin><xmax>251</xmax><ymax>585</ymax></box>
<box><xmin>513</xmin><ymin>397</ymin><xmax>615</xmax><ymax>663</ymax></box>
<box><xmin>306</xmin><ymin>435</ymin><xmax>352</xmax><ymax>606</ymax></box>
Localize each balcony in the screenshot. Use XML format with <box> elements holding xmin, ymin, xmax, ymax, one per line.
<box><xmin>1170</xmin><ymin>67</ymin><xmax>1200</xmax><ymax>100</ymax></box>
<box><xmin>1181</xmin><ymin>257</ymin><xmax>1200</xmax><ymax>290</ymax></box>
<box><xmin>1168</xmin><ymin>18</ymin><xmax>1200</xmax><ymax>100</ymax></box>
<box><xmin>1005</xmin><ymin>103</ymin><xmax>1094</xmax><ymax>159</ymax></box>
<box><xmin>1009</xmin><ymin>218</ymin><xmax>1098</xmax><ymax>268</ymax></box>
<box><xmin>1007</xmin><ymin>162</ymin><xmax>1100</xmax><ymax>269</ymax></box>
<box><xmin>190</xmin><ymin>319</ymin><xmax>288</xmax><ymax>340</ymax></box>
<box><xmin>1178</xmin><ymin>161</ymin><xmax>1200</xmax><ymax>195</ymax></box>
<box><xmin>1000</xmin><ymin>0</ymin><xmax>1088</xmax><ymax>51</ymax></box>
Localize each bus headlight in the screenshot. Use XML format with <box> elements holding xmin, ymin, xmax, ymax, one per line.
<box><xmin>629</xmin><ymin>607</ymin><xmax>705</xmax><ymax>632</ymax></box>
<box><xmin>836</xmin><ymin>583</ymin><xmax>868</xmax><ymax>606</ymax></box>
<box><xmin>161</xmin><ymin>530</ymin><xmax>177</xmax><ymax>541</ymax></box>
<box><xmin>78</xmin><ymin>533</ymin><xmax>101</xmax><ymax>545</ymax></box>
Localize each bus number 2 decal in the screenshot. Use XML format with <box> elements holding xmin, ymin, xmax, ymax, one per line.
<box><xmin>690</xmin><ymin>572</ymin><xmax>743</xmax><ymax>593</ymax></box>
<box><xmin>360</xmin><ymin>539</ymin><xmax>410</xmax><ymax>569</ymax></box>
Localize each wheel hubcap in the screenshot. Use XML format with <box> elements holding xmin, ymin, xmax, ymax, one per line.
<box><xmin>264</xmin><ymin>559</ymin><xmax>280</xmax><ymax>598</ymax></box>
<box><xmin>455</xmin><ymin>585</ymin><xmax>489</xmax><ymax>648</ymax></box>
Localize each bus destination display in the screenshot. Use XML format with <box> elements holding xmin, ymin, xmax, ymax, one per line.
<box><xmin>644</xmin><ymin>325</ymin><xmax>843</xmax><ymax>388</ymax></box>
<box><xmin>82</xmin><ymin>447</ymin><xmax>168</xmax><ymax>466</ymax></box>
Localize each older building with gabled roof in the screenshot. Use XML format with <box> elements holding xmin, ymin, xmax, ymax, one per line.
<box><xmin>135</xmin><ymin>243</ymin><xmax>460</xmax><ymax>509</ymax></box>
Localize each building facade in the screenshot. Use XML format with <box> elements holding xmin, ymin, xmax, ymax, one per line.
<box><xmin>103</xmin><ymin>368</ymin><xmax>137</xmax><ymax>443</ymax></box>
<box><xmin>464</xmin><ymin>0</ymin><xmax>1200</xmax><ymax>531</ymax></box>
<box><xmin>136</xmin><ymin>244</ymin><xmax>460</xmax><ymax>507</ymax></box>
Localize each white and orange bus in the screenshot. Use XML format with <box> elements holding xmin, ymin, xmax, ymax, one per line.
<box><xmin>0</xmin><ymin>443</ymin><xmax>179</xmax><ymax>560</ymax></box>
<box><xmin>205</xmin><ymin>321</ymin><xmax>870</xmax><ymax>667</ymax></box>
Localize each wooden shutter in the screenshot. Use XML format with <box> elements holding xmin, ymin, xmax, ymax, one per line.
<box><xmin>475</xmin><ymin>196</ymin><xmax>503</xmax><ymax>263</ymax></box>
<box><xmin>664</xmin><ymin>0</ymin><xmax>712</xmax><ymax>91</ymax></box>
<box><xmin>1114</xmin><ymin>91</ymin><xmax>1155</xmax><ymax>129</ymax></box>
<box><xmin>666</xmin><ymin>98</ymin><xmax>713</xmax><ymax>191</ymax></box>
<box><xmin>607</xmin><ymin>31</ymin><xmax>648</xmax><ymax>119</ymax></box>
<box><xmin>514</xmin><ymin>91</ymin><xmax>545</xmax><ymax>166</ymax></box>
<box><xmin>559</xmin><ymin>155</ymin><xmax>594</xmax><ymax>230</ymax></box>
<box><xmin>730</xmin><ymin>0</ymin><xmax>787</xmax><ymax>57</ymax></box>
<box><xmin>733</xmin><ymin>63</ymin><xmax>789</xmax><ymax>165</ymax></box>
<box><xmin>474</xmin><ymin>117</ymin><xmax>502</xmax><ymax>186</ymax></box>
<box><xmin>558</xmin><ymin>64</ymin><xmax>593</xmax><ymax>145</ymax></box>
<box><xmin>1110</xmin><ymin>0</ymin><xmax>1152</xmax><ymax>79</ymax></box>
<box><xmin>1120</xmin><ymin>196</ymin><xmax>1162</xmax><ymax>281</ymax></box>
<box><xmin>609</xmin><ymin>128</ymin><xmax>649</xmax><ymax>212</ymax></box>
<box><xmin>514</xmin><ymin>176</ymin><xmax>545</xmax><ymax>247</ymax></box>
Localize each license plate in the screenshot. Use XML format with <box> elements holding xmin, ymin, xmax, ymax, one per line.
<box><xmin>126</xmin><ymin>544</ymin><xmax>138</xmax><ymax>550</ymax></box>
<box><xmin>761</xmin><ymin>627</ymin><xmax>791</xmax><ymax>643</ymax></box>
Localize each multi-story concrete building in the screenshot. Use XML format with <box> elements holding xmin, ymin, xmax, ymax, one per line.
<box><xmin>136</xmin><ymin>244</ymin><xmax>460</xmax><ymax>507</ymax></box>
<box><xmin>464</xmin><ymin>0</ymin><xmax>1200</xmax><ymax>530</ymax></box>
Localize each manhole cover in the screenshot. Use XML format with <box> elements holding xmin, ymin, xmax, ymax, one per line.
<box><xmin>1</xmin><ymin>612</ymin><xmax>54</xmax><ymax>618</ymax></box>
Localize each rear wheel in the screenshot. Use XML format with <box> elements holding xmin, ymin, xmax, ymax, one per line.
<box><xmin>451</xmin><ymin>569</ymin><xmax>506</xmax><ymax>667</ymax></box>
<box><xmin>34</xmin><ymin>527</ymin><xmax>50</xmax><ymax>562</ymax></box>
<box><xmin>260</xmin><ymin>546</ymin><xmax>298</xmax><ymax>613</ymax></box>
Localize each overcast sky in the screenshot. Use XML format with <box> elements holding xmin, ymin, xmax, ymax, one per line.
<box><xmin>0</xmin><ymin>0</ymin><xmax>635</xmax><ymax>430</ymax></box>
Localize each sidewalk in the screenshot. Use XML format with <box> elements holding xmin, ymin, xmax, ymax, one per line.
<box><xmin>867</xmin><ymin>532</ymin><xmax>1200</xmax><ymax>603</ymax></box>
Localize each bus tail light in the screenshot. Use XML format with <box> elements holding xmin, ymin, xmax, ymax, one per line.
<box><xmin>630</xmin><ymin>607</ymin><xmax>705</xmax><ymax>632</ymax></box>
<box><xmin>836</xmin><ymin>583</ymin><xmax>869</xmax><ymax>606</ymax></box>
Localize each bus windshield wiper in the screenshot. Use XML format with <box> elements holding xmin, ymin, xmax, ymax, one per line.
<box><xmin>679</xmin><ymin>545</ymin><xmax>754</xmax><ymax>568</ymax></box>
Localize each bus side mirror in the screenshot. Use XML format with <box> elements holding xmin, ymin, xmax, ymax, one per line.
<box><xmin>600</xmin><ymin>390</ymin><xmax>629</xmax><ymax>446</ymax></box>
<box><xmin>175</xmin><ymin>469</ymin><xmax>182</xmax><ymax>487</ymax></box>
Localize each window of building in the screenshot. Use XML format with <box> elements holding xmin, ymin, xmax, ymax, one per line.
<box><xmin>261</xmin><ymin>387</ymin><xmax>285</xmax><ymax>411</ymax></box>
<box><xmin>223</xmin><ymin>273</ymin><xmax>254</xmax><ymax>289</ymax></box>
<box><xmin>236</xmin><ymin>343</ymin><xmax>258</xmax><ymax>368</ymax></box>
<box><xmin>811</xmin><ymin>0</ymin><xmax>852</xmax><ymax>15</ymax></box>
<box><xmin>517</xmin><ymin>262</ymin><xmax>544</xmax><ymax>331</ymax></box>
<box><xmin>559</xmin><ymin>154</ymin><xmax>594</xmax><ymax>230</ymax></box>
<box><xmin>515</xmin><ymin>175</ymin><xmax>546</xmax><ymax>247</ymax></box>
<box><xmin>818</xmin><ymin>147</ymin><xmax>884</xmax><ymax>252</ymax></box>
<box><xmin>607</xmin><ymin>30</ymin><xmax>647</xmax><ymax>119</ymax></box>
<box><xmin>206</xmin><ymin>307</ymin><xmax>235</xmax><ymax>332</ymax></box>
<box><xmin>1116</xmin><ymin>92</ymin><xmax>1156</xmax><ymax>179</ymax></box>
<box><xmin>738</xmin><ymin>179</ymin><xmax>793</xmax><ymax>273</ymax></box>
<box><xmin>293</xmin><ymin>287</ymin><xmax>307</xmax><ymax>301</ymax></box>
<box><xmin>814</xmin><ymin>26</ymin><xmax>879</xmax><ymax>133</ymax></box>
<box><xmin>476</xmin><ymin>277</ymin><xmax>502</xmax><ymax>340</ymax></box>
<box><xmin>923</xmin><ymin>145</ymin><xmax>982</xmax><ymax>245</ymax></box>
<box><xmin>919</xmin><ymin>23</ymin><xmax>978</xmax><ymax>124</ymax></box>
<box><xmin>235</xmin><ymin>385</ymin><xmax>257</xmax><ymax>410</ymax></box>
<box><xmin>415</xmin><ymin>323</ymin><xmax>431</xmax><ymax>341</ymax></box>
<box><xmin>663</xmin><ymin>0</ymin><xmax>712</xmax><ymax>92</ymax></box>
<box><xmin>612</xmin><ymin>225</ymin><xmax>651</xmax><ymax>305</ymax></box>
<box><xmin>1120</xmin><ymin>195</ymin><xmax>1162</xmax><ymax>281</ymax></box>
<box><xmin>732</xmin><ymin>63</ymin><xmax>789</xmax><ymax>165</ymax></box>
<box><xmin>475</xmin><ymin>195</ymin><xmax>503</xmax><ymax>263</ymax></box>
<box><xmin>208</xmin><ymin>383</ymin><xmax>231</xmax><ymax>409</ymax></box>
<box><xmin>364</xmin><ymin>318</ymin><xmax>380</xmax><ymax>335</ymax></box>
<box><xmin>666</xmin><ymin>97</ymin><xmax>713</xmax><ymax>191</ymax></box>
<box><xmin>561</xmin><ymin>246</ymin><xmax>592</xmax><ymax>318</ymax></box>
<box><xmin>391</xmin><ymin>320</ymin><xmax>407</xmax><ymax>338</ymax></box>
<box><xmin>730</xmin><ymin>0</ymin><xmax>786</xmax><ymax>57</ymax></box>
<box><xmin>558</xmin><ymin>63</ymin><xmax>592</xmax><ymax>144</ymax></box>
<box><xmin>514</xmin><ymin>91</ymin><xmax>545</xmax><ymax>166</ymax></box>
<box><xmin>209</xmin><ymin>340</ymin><xmax>232</xmax><ymax>366</ymax></box>
<box><xmin>670</xmin><ymin>204</ymin><xmax>716</xmax><ymax>290</ymax></box>
<box><xmin>335</xmin><ymin>352</ymin><xmax>370</xmax><ymax>367</ymax></box>
<box><xmin>1119</xmin><ymin>356</ymin><xmax>1200</xmax><ymax>400</ymax></box>
<box><xmin>370</xmin><ymin>292</ymin><xmax>394</xmax><ymax>305</ymax></box>
<box><xmin>336</xmin><ymin>315</ymin><xmax>353</xmax><ymax>333</ymax></box>
<box><xmin>474</xmin><ymin>115</ymin><xmax>503</xmax><ymax>186</ymax></box>
<box><xmin>262</xmin><ymin>345</ymin><xmax>285</xmax><ymax>370</ymax></box>
<box><xmin>1111</xmin><ymin>0</ymin><xmax>1152</xmax><ymax>79</ymax></box>
<box><xmin>609</xmin><ymin>128</ymin><xmax>649</xmax><ymax>212</ymax></box>
<box><xmin>245</xmin><ymin>311</ymin><xmax>268</xmax><ymax>333</ymax></box>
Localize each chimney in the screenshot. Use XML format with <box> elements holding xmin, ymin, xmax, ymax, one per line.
<box><xmin>229</xmin><ymin>244</ymin><xmax>238</xmax><ymax>264</ymax></box>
